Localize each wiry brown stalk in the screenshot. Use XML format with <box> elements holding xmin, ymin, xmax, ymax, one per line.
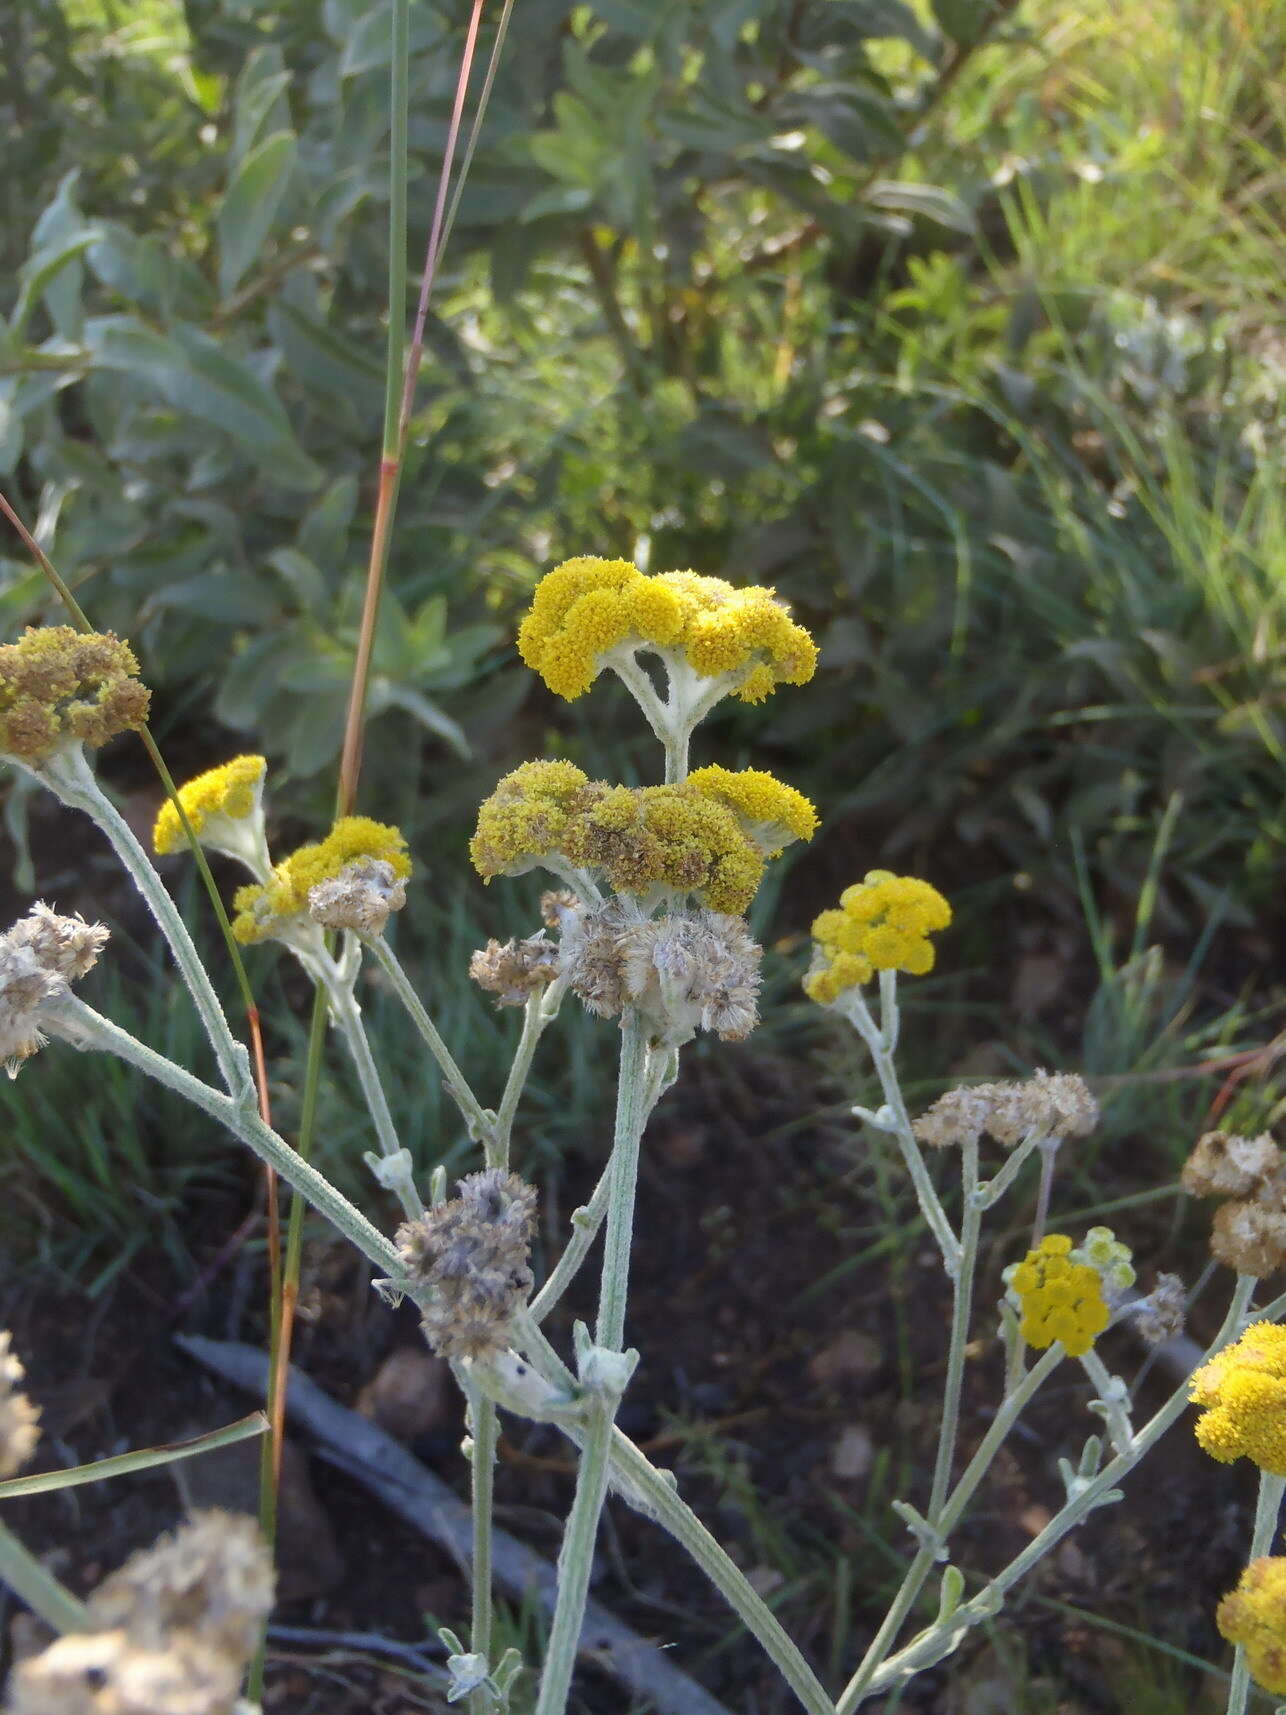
<box><xmin>337</xmin><ymin>0</ymin><xmax>487</xmax><ymax>817</ymax></box>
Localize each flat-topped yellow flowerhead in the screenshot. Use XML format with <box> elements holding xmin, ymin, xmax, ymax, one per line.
<box><xmin>803</xmin><ymin>871</ymin><xmax>951</xmax><ymax>1003</ymax></box>
<box><xmin>1009</xmin><ymin>1233</ymin><xmax>1110</xmax><ymax>1358</ymax></box>
<box><xmin>1191</xmin><ymin>1322</ymin><xmax>1286</xmax><ymax>1474</ymax></box>
<box><xmin>0</xmin><ymin>626</ymin><xmax>150</xmax><ymax>764</ymax></box>
<box><xmin>1218</xmin><ymin>1558</ymin><xmax>1286</xmax><ymax>1695</ymax></box>
<box><xmin>470</xmin><ymin>761</ymin><xmax>814</xmax><ymax>914</ymax></box>
<box><xmin>516</xmin><ymin>556</ymin><xmax>816</xmax><ymax>704</ymax></box>
<box><xmin>153</xmin><ymin>755</ymin><xmax>267</xmax><ymax>857</ymax></box>
<box><xmin>233</xmin><ymin>817</ymin><xmax>410</xmax><ymax>944</ymax></box>
<box><xmin>686</xmin><ymin>764</ymin><xmax>817</xmax><ymax>853</ymax></box>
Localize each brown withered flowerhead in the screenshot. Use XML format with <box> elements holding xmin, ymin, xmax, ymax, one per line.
<box><xmin>396</xmin><ymin>1169</ymin><xmax>538</xmax><ymax>1361</ymax></box>
<box><xmin>7</xmin><ymin>1511</ymin><xmax>273</xmax><ymax>1715</ymax></box>
<box><xmin>913</xmin><ymin>1070</ymin><xmax>1098</xmax><ymax>1150</ymax></box>
<box><xmin>469</xmin><ymin>934</ymin><xmax>561</xmax><ymax>1007</ymax></box>
<box><xmin>0</xmin><ymin>904</ymin><xmax>109</xmax><ymax>1078</ymax></box>
<box><xmin>1182</xmin><ymin>1129</ymin><xmax>1286</xmax><ymax>1278</ymax></box>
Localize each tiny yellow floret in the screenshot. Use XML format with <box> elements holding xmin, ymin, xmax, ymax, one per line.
<box><xmin>1011</xmin><ymin>1233</ymin><xmax>1110</xmax><ymax>1358</ymax></box>
<box><xmin>1190</xmin><ymin>1323</ymin><xmax>1286</xmax><ymax>1474</ymax></box>
<box><xmin>515</xmin><ymin>556</ymin><xmax>817</xmax><ymax>704</ymax></box>
<box><xmin>153</xmin><ymin>755</ymin><xmax>267</xmax><ymax>855</ymax></box>
<box><xmin>1218</xmin><ymin>1558</ymin><xmax>1286</xmax><ymax>1695</ymax></box>
<box><xmin>233</xmin><ymin>817</ymin><xmax>410</xmax><ymax>943</ymax></box>
<box><xmin>803</xmin><ymin>871</ymin><xmax>951</xmax><ymax>1003</ymax></box>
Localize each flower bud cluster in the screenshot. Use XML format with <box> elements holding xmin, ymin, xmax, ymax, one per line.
<box><xmin>804</xmin><ymin>871</ymin><xmax>952</xmax><ymax>1003</ymax></box>
<box><xmin>1006</xmin><ymin>1233</ymin><xmax>1110</xmax><ymax>1358</ymax></box>
<box><xmin>1190</xmin><ymin>1323</ymin><xmax>1286</xmax><ymax>1473</ymax></box>
<box><xmin>516</xmin><ymin>556</ymin><xmax>816</xmax><ymax>705</ymax></box>
<box><xmin>0</xmin><ymin>626</ymin><xmax>150</xmax><ymax>765</ymax></box>
<box><xmin>470</xmin><ymin>761</ymin><xmax>813</xmax><ymax>915</ymax></box>
<box><xmin>7</xmin><ymin>1511</ymin><xmax>274</xmax><ymax>1715</ymax></box>
<box><xmin>913</xmin><ymin>1070</ymin><xmax>1098</xmax><ymax>1150</ymax></box>
<box><xmin>1217</xmin><ymin>1557</ymin><xmax>1286</xmax><ymax>1695</ymax></box>
<box><xmin>1070</xmin><ymin>1225</ymin><xmax>1135</xmax><ymax>1296</ymax></box>
<box><xmin>396</xmin><ymin>1170</ymin><xmax>537</xmax><ymax>1361</ymax></box>
<box><xmin>0</xmin><ymin>903</ymin><xmax>109</xmax><ymax>1078</ymax></box>
<box><xmin>232</xmin><ymin>816</ymin><xmax>410</xmax><ymax>944</ymax></box>
<box><xmin>0</xmin><ymin>1330</ymin><xmax>40</xmax><ymax>1479</ymax></box>
<box><xmin>1182</xmin><ymin>1129</ymin><xmax>1286</xmax><ymax>1277</ymax></box>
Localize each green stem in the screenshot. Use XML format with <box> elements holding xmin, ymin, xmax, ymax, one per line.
<box><xmin>33</xmin><ymin>747</ymin><xmax>245</xmax><ymax>1096</ymax></box>
<box><xmin>532</xmin><ymin>1402</ymin><xmax>617</xmax><ymax>1715</ymax></box>
<box><xmin>0</xmin><ymin>1518</ymin><xmax>91</xmax><ymax>1634</ymax></box>
<box><xmin>49</xmin><ymin>994</ymin><xmax>398</xmax><ymax>1274</ymax></box>
<box><xmin>325</xmin><ymin>974</ymin><xmax>422</xmax><ymax>1219</ymax></box>
<box><xmin>928</xmin><ymin>1138</ymin><xmax>980</xmax><ymax>1521</ymax></box>
<box><xmin>1226</xmin><ymin>1469</ymin><xmax>1286</xmax><ymax>1715</ymax></box>
<box><xmin>492</xmin><ymin>981</ymin><xmax>564</xmax><ymax>1169</ymax></box>
<box><xmin>841</xmin><ymin>984</ymin><xmax>959</xmax><ymax>1274</ymax></box>
<box><xmin>596</xmin><ymin>1014</ymin><xmax>650</xmax><ymax>1351</ymax></box>
<box><xmin>466</xmin><ymin>1379</ymin><xmax>497</xmax><ymax>1714</ymax></box>
<box><xmin>839</xmin><ymin>1342</ymin><xmax>1064</xmax><ymax>1711</ymax></box>
<box><xmin>362</xmin><ymin>933</ymin><xmax>494</xmax><ymax>1148</ymax></box>
<box><xmin>531</xmin><ymin>1014</ymin><xmax>651</xmax><ymax>1715</ymax></box>
<box><xmin>517</xmin><ymin>1319</ymin><xmax>835</xmax><ymax>1715</ymax></box>
<box><xmin>529</xmin><ymin>1164</ymin><xmax>611</xmax><ymax>1325</ymax></box>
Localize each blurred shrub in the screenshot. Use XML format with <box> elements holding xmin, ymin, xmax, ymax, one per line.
<box><xmin>1</xmin><ymin>0</ymin><xmax>1282</xmax><ymax>950</ymax></box>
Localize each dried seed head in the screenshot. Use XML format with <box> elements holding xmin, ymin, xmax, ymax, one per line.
<box><xmin>5</xmin><ymin>1628</ymin><xmax>240</xmax><ymax>1715</ymax></box>
<box><xmin>396</xmin><ymin>1169</ymin><xmax>537</xmax><ymax>1361</ymax></box>
<box><xmin>556</xmin><ymin>897</ymin><xmax>761</xmax><ymax>1044</ymax></box>
<box><xmin>1134</xmin><ymin>1273</ymin><xmax>1187</xmax><ymax>1344</ymax></box>
<box><xmin>307</xmin><ymin>857</ymin><xmax>408</xmax><ymax>936</ymax></box>
<box><xmin>87</xmin><ymin>1511</ymin><xmax>274</xmax><ymax>1663</ymax></box>
<box><xmin>911</xmin><ymin>1087</ymin><xmax>997</xmax><ymax>1150</ymax></box>
<box><xmin>0</xmin><ymin>905</ymin><xmax>109</xmax><ymax>1078</ymax></box>
<box><xmin>1211</xmin><ymin>1197</ymin><xmax>1286</xmax><ymax>1278</ymax></box>
<box><xmin>619</xmin><ymin>909</ymin><xmax>762</xmax><ymax>1045</ymax></box>
<box><xmin>913</xmin><ymin>1070</ymin><xmax>1098</xmax><ymax>1150</ymax></box>
<box><xmin>469</xmin><ymin>936</ymin><xmax>561</xmax><ymax>1006</ymax></box>
<box><xmin>0</xmin><ymin>1330</ymin><xmax>40</xmax><ymax>1478</ymax></box>
<box><xmin>558</xmin><ymin>897</ymin><xmax>633</xmax><ymax>1020</ymax></box>
<box><xmin>540</xmin><ymin>888</ymin><xmax>581</xmax><ymax>929</ymax></box>
<box><xmin>7</xmin><ymin>1511</ymin><xmax>273</xmax><ymax>1715</ymax></box>
<box><xmin>1182</xmin><ymin>1131</ymin><xmax>1281</xmax><ymax>1200</ymax></box>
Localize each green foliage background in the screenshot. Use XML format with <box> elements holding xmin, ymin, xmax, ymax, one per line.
<box><xmin>2</xmin><ymin>0</ymin><xmax>1284</xmax><ymax>1264</ymax></box>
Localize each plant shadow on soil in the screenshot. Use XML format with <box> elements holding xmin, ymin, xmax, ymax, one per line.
<box><xmin>0</xmin><ymin>1020</ymin><xmax>1261</xmax><ymax>1715</ymax></box>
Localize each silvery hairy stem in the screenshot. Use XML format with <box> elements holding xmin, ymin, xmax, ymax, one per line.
<box><xmin>31</xmin><ymin>747</ymin><xmax>247</xmax><ymax>1096</ymax></box>
<box><xmin>532</xmin><ymin>1013</ymin><xmax>650</xmax><ymax>1715</ymax></box>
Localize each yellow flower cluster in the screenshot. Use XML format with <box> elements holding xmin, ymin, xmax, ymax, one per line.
<box><xmin>686</xmin><ymin>764</ymin><xmax>818</xmax><ymax>850</ymax></box>
<box><xmin>233</xmin><ymin>817</ymin><xmax>410</xmax><ymax>944</ymax></box>
<box><xmin>153</xmin><ymin>755</ymin><xmax>267</xmax><ymax>855</ymax></box>
<box><xmin>1010</xmin><ymin>1234</ymin><xmax>1110</xmax><ymax>1357</ymax></box>
<box><xmin>470</xmin><ymin>760</ymin><xmax>814</xmax><ymax>914</ymax></box>
<box><xmin>516</xmin><ymin>556</ymin><xmax>817</xmax><ymax>703</ymax></box>
<box><xmin>0</xmin><ymin>626</ymin><xmax>150</xmax><ymax>764</ymax></box>
<box><xmin>1190</xmin><ymin>1323</ymin><xmax>1286</xmax><ymax>1474</ymax></box>
<box><xmin>803</xmin><ymin>871</ymin><xmax>952</xmax><ymax>1003</ymax></box>
<box><xmin>1218</xmin><ymin>1558</ymin><xmax>1286</xmax><ymax>1695</ymax></box>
